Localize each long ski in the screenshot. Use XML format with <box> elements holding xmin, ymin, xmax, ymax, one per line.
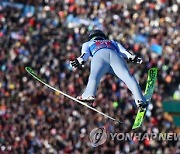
<box><xmin>132</xmin><ymin>68</ymin><xmax>158</xmax><ymax>129</ymax></box>
<box><xmin>25</xmin><ymin>67</ymin><xmax>122</xmax><ymax>123</ymax></box>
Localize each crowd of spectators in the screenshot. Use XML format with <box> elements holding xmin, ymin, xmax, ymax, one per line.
<box><xmin>0</xmin><ymin>0</ymin><xmax>179</xmax><ymax>153</ymax></box>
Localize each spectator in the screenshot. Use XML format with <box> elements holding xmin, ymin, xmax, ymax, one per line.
<box><xmin>0</xmin><ymin>0</ymin><xmax>179</xmax><ymax>153</ymax></box>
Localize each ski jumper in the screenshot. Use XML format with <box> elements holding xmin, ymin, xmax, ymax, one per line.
<box><xmin>78</xmin><ymin>40</ymin><xmax>146</xmax><ymax>104</ymax></box>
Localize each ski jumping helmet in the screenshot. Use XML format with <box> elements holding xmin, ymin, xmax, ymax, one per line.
<box><xmin>88</xmin><ymin>30</ymin><xmax>107</xmax><ymax>41</ymax></box>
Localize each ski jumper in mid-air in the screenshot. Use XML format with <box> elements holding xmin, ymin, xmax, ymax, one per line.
<box><xmin>70</xmin><ymin>30</ymin><xmax>147</xmax><ymax>108</ymax></box>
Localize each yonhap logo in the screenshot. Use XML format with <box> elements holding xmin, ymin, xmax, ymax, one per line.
<box><xmin>89</xmin><ymin>128</ymin><xmax>180</xmax><ymax>147</ymax></box>
<box><xmin>89</xmin><ymin>127</ymin><xmax>107</xmax><ymax>147</ymax></box>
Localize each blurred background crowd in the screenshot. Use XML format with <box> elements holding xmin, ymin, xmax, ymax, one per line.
<box><xmin>0</xmin><ymin>0</ymin><xmax>180</xmax><ymax>153</ymax></box>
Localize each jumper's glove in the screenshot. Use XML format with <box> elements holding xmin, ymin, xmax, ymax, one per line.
<box><xmin>70</xmin><ymin>57</ymin><xmax>85</xmax><ymax>68</ymax></box>
<box><xmin>129</xmin><ymin>55</ymin><xmax>143</xmax><ymax>64</ymax></box>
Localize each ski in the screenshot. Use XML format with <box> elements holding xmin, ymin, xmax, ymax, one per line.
<box><xmin>132</xmin><ymin>68</ymin><xmax>158</xmax><ymax>129</ymax></box>
<box><xmin>25</xmin><ymin>67</ymin><xmax>122</xmax><ymax>123</ymax></box>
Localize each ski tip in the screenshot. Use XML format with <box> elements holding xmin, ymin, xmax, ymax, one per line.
<box><xmin>25</xmin><ymin>67</ymin><xmax>35</xmax><ymax>75</ymax></box>
<box><xmin>150</xmin><ymin>67</ymin><xmax>157</xmax><ymax>69</ymax></box>
<box><xmin>25</xmin><ymin>67</ymin><xmax>31</xmax><ymax>72</ymax></box>
<box><xmin>149</xmin><ymin>67</ymin><xmax>158</xmax><ymax>73</ymax></box>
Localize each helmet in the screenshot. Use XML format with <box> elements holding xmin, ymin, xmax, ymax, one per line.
<box><xmin>88</xmin><ymin>30</ymin><xmax>107</xmax><ymax>41</ymax></box>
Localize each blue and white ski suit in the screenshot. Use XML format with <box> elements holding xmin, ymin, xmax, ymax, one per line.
<box><xmin>78</xmin><ymin>40</ymin><xmax>145</xmax><ymax>104</ymax></box>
